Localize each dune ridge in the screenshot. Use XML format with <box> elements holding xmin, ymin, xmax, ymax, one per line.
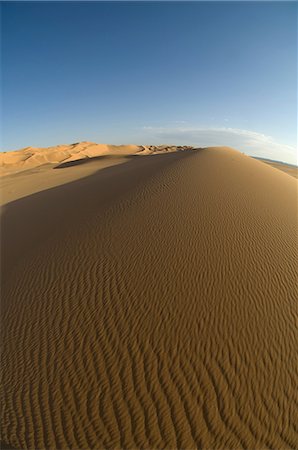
<box><xmin>0</xmin><ymin>142</ymin><xmax>194</xmax><ymax>177</ymax></box>
<box><xmin>1</xmin><ymin>143</ymin><xmax>296</xmax><ymax>206</ymax></box>
<box><xmin>1</xmin><ymin>147</ymin><xmax>298</xmax><ymax>449</ymax></box>
<box><xmin>255</xmin><ymin>157</ymin><xmax>298</xmax><ymax>179</ymax></box>
<box><xmin>0</xmin><ymin>143</ymin><xmax>195</xmax><ymax>205</ymax></box>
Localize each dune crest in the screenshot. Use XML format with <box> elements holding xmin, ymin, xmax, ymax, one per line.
<box><xmin>1</xmin><ymin>147</ymin><xmax>297</xmax><ymax>449</ymax></box>
<box><xmin>0</xmin><ymin>142</ymin><xmax>194</xmax><ymax>176</ymax></box>
<box><xmin>1</xmin><ymin>144</ymin><xmax>296</xmax><ymax>206</ymax></box>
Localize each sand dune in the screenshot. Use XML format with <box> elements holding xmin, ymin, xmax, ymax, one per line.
<box><xmin>0</xmin><ymin>143</ymin><xmax>194</xmax><ymax>205</ymax></box>
<box><xmin>0</xmin><ymin>142</ymin><xmax>138</xmax><ymax>176</ymax></box>
<box><xmin>0</xmin><ymin>142</ymin><xmax>296</xmax><ymax>206</ymax></box>
<box><xmin>1</xmin><ymin>147</ymin><xmax>297</xmax><ymax>449</ymax></box>
<box><xmin>0</xmin><ymin>142</ymin><xmax>194</xmax><ymax>177</ymax></box>
<box><xmin>255</xmin><ymin>157</ymin><xmax>298</xmax><ymax>179</ymax></box>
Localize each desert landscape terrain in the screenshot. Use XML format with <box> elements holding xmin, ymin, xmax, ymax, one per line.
<box><xmin>1</xmin><ymin>144</ymin><xmax>297</xmax><ymax>449</ymax></box>
<box><xmin>255</xmin><ymin>157</ymin><xmax>298</xmax><ymax>179</ymax></box>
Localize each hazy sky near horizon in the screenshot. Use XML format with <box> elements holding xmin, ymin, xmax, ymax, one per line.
<box><xmin>2</xmin><ymin>1</ymin><xmax>297</xmax><ymax>164</ymax></box>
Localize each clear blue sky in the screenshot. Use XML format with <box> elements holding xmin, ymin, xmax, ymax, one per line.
<box><xmin>2</xmin><ymin>1</ymin><xmax>297</xmax><ymax>163</ymax></box>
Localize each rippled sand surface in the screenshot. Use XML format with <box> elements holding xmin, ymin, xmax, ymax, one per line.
<box><xmin>1</xmin><ymin>148</ymin><xmax>298</xmax><ymax>449</ymax></box>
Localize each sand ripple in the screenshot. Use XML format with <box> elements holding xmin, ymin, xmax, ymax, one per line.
<box><xmin>1</xmin><ymin>148</ymin><xmax>298</xmax><ymax>449</ymax></box>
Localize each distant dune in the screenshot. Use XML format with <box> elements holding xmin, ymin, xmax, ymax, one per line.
<box><xmin>1</xmin><ymin>146</ymin><xmax>297</xmax><ymax>449</ymax></box>
<box><xmin>1</xmin><ymin>142</ymin><xmax>296</xmax><ymax>179</ymax></box>
<box><xmin>0</xmin><ymin>143</ymin><xmax>194</xmax><ymax>205</ymax></box>
<box><xmin>0</xmin><ymin>142</ymin><xmax>140</xmax><ymax>176</ymax></box>
<box><xmin>255</xmin><ymin>157</ymin><xmax>298</xmax><ymax>179</ymax></box>
<box><xmin>0</xmin><ymin>142</ymin><xmax>296</xmax><ymax>205</ymax></box>
<box><xmin>0</xmin><ymin>142</ymin><xmax>194</xmax><ymax>176</ymax></box>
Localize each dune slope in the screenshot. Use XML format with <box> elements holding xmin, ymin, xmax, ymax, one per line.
<box><xmin>256</xmin><ymin>157</ymin><xmax>298</xmax><ymax>179</ymax></box>
<box><xmin>1</xmin><ymin>148</ymin><xmax>298</xmax><ymax>449</ymax></box>
<box><xmin>0</xmin><ymin>142</ymin><xmax>194</xmax><ymax>177</ymax></box>
<box><xmin>0</xmin><ymin>143</ymin><xmax>195</xmax><ymax>205</ymax></box>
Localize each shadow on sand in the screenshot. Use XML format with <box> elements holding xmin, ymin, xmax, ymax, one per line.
<box><xmin>0</xmin><ymin>442</ymin><xmax>18</xmax><ymax>450</ymax></box>
<box><xmin>1</xmin><ymin>150</ymin><xmax>200</xmax><ymax>290</ymax></box>
<box><xmin>54</xmin><ymin>155</ymin><xmax>113</xmax><ymax>169</ymax></box>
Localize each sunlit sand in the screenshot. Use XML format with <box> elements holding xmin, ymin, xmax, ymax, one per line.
<box><xmin>1</xmin><ymin>145</ymin><xmax>297</xmax><ymax>449</ymax></box>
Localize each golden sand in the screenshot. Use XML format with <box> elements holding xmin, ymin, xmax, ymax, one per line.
<box><xmin>0</xmin><ymin>143</ymin><xmax>193</xmax><ymax>205</ymax></box>
<box><xmin>1</xmin><ymin>146</ymin><xmax>297</xmax><ymax>449</ymax></box>
<box><xmin>256</xmin><ymin>157</ymin><xmax>298</xmax><ymax>179</ymax></box>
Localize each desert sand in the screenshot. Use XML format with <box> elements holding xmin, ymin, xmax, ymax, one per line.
<box><xmin>0</xmin><ymin>143</ymin><xmax>194</xmax><ymax>205</ymax></box>
<box><xmin>255</xmin><ymin>157</ymin><xmax>298</xmax><ymax>179</ymax></box>
<box><xmin>1</xmin><ymin>145</ymin><xmax>297</xmax><ymax>449</ymax></box>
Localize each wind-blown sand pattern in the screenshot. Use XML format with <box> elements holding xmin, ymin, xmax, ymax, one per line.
<box><xmin>1</xmin><ymin>147</ymin><xmax>298</xmax><ymax>449</ymax></box>
<box><xmin>0</xmin><ymin>143</ymin><xmax>193</xmax><ymax>205</ymax></box>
